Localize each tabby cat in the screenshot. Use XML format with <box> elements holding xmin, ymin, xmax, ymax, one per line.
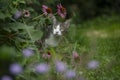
<box><xmin>36</xmin><ymin>16</ymin><xmax>71</xmax><ymax>49</ymax></box>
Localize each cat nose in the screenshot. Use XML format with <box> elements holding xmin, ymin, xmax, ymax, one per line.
<box><xmin>57</xmin><ymin>32</ymin><xmax>62</xmax><ymax>35</ymax></box>
<box><xmin>56</xmin><ymin>32</ymin><xmax>59</xmax><ymax>34</ymax></box>
<box><xmin>55</xmin><ymin>32</ymin><xmax>59</xmax><ymax>35</ymax></box>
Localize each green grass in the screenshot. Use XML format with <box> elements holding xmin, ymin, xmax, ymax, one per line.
<box><xmin>63</xmin><ymin>15</ymin><xmax>120</xmax><ymax>80</ymax></box>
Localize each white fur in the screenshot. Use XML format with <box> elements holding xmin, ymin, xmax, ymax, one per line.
<box><xmin>45</xmin><ymin>34</ymin><xmax>58</xmax><ymax>47</ymax></box>
<box><xmin>53</xmin><ymin>25</ymin><xmax>62</xmax><ymax>35</ymax></box>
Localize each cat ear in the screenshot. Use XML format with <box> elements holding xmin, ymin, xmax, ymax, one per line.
<box><xmin>51</xmin><ymin>15</ymin><xmax>57</xmax><ymax>25</ymax></box>
<box><xmin>63</xmin><ymin>19</ymin><xmax>71</xmax><ymax>28</ymax></box>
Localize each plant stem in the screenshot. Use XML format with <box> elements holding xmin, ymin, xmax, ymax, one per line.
<box><xmin>73</xmin><ymin>41</ymin><xmax>77</xmax><ymax>51</ymax></box>
<box><xmin>32</xmin><ymin>14</ymin><xmax>44</xmax><ymax>20</ymax></box>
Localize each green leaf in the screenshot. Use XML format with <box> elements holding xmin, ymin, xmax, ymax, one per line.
<box><xmin>8</xmin><ymin>23</ymin><xmax>27</xmax><ymax>31</ymax></box>
<box><xmin>30</xmin><ymin>29</ymin><xmax>43</xmax><ymax>41</ymax></box>
<box><xmin>0</xmin><ymin>46</ymin><xmax>16</xmax><ymax>59</ymax></box>
<box><xmin>0</xmin><ymin>12</ymin><xmax>6</xmax><ymax>19</ymax></box>
<box><xmin>19</xmin><ymin>0</ymin><xmax>26</xmax><ymax>4</ymax></box>
<box><xmin>10</xmin><ymin>8</ymin><xmax>18</xmax><ymax>14</ymax></box>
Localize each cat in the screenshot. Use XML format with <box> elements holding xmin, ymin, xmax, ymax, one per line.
<box><xmin>35</xmin><ymin>16</ymin><xmax>71</xmax><ymax>50</ymax></box>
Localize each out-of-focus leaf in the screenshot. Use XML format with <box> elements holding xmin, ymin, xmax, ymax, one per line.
<box><xmin>0</xmin><ymin>46</ymin><xmax>16</xmax><ymax>60</ymax></box>
<box><xmin>19</xmin><ymin>0</ymin><xmax>26</xmax><ymax>4</ymax></box>
<box><xmin>24</xmin><ymin>25</ymin><xmax>43</xmax><ymax>41</ymax></box>
<box><xmin>10</xmin><ymin>8</ymin><xmax>18</xmax><ymax>14</ymax></box>
<box><xmin>8</xmin><ymin>23</ymin><xmax>27</xmax><ymax>31</ymax></box>
<box><xmin>30</xmin><ymin>29</ymin><xmax>43</xmax><ymax>41</ymax></box>
<box><xmin>0</xmin><ymin>12</ymin><xmax>6</xmax><ymax>19</ymax></box>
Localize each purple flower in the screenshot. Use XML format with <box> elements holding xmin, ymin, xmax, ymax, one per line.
<box><xmin>14</xmin><ymin>11</ymin><xmax>22</xmax><ymax>19</ymax></box>
<box><xmin>87</xmin><ymin>60</ymin><xmax>99</xmax><ymax>69</ymax></box>
<box><xmin>55</xmin><ymin>61</ymin><xmax>67</xmax><ymax>72</ymax></box>
<box><xmin>22</xmin><ymin>48</ymin><xmax>34</xmax><ymax>57</ymax></box>
<box><xmin>57</xmin><ymin>4</ymin><xmax>67</xmax><ymax>18</ymax></box>
<box><xmin>35</xmin><ymin>63</ymin><xmax>49</xmax><ymax>74</ymax></box>
<box><xmin>64</xmin><ymin>70</ymin><xmax>76</xmax><ymax>79</ymax></box>
<box><xmin>9</xmin><ymin>63</ymin><xmax>23</xmax><ymax>75</ymax></box>
<box><xmin>1</xmin><ymin>75</ymin><xmax>12</xmax><ymax>80</ymax></box>
<box><xmin>23</xmin><ymin>10</ymin><xmax>30</xmax><ymax>17</ymax></box>
<box><xmin>42</xmin><ymin>5</ymin><xmax>52</xmax><ymax>15</ymax></box>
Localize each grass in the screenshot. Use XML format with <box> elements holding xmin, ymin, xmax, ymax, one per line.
<box><xmin>64</xmin><ymin>15</ymin><xmax>120</xmax><ymax>80</ymax></box>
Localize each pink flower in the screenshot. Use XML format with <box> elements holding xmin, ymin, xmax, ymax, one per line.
<box><xmin>57</xmin><ymin>4</ymin><xmax>67</xmax><ymax>18</ymax></box>
<box><xmin>72</xmin><ymin>51</ymin><xmax>79</xmax><ymax>58</ymax></box>
<box><xmin>42</xmin><ymin>5</ymin><xmax>52</xmax><ymax>15</ymax></box>
<box><xmin>42</xmin><ymin>52</ymin><xmax>51</xmax><ymax>59</ymax></box>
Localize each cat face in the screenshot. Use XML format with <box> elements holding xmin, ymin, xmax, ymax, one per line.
<box><xmin>52</xmin><ymin>16</ymin><xmax>71</xmax><ymax>36</ymax></box>
<box><xmin>53</xmin><ymin>24</ymin><xmax>62</xmax><ymax>35</ymax></box>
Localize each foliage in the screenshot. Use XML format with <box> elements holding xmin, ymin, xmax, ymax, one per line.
<box><xmin>0</xmin><ymin>0</ymin><xmax>57</xmax><ymax>49</ymax></box>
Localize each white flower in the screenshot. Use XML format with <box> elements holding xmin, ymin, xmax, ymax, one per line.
<box><xmin>23</xmin><ymin>10</ymin><xmax>30</xmax><ymax>17</ymax></box>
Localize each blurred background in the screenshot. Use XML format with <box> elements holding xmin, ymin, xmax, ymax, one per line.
<box><xmin>39</xmin><ymin>0</ymin><xmax>120</xmax><ymax>23</ymax></box>
<box><xmin>0</xmin><ymin>0</ymin><xmax>120</xmax><ymax>80</ymax></box>
<box><xmin>63</xmin><ymin>0</ymin><xmax>120</xmax><ymax>23</ymax></box>
<box><xmin>0</xmin><ymin>0</ymin><xmax>120</xmax><ymax>22</ymax></box>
